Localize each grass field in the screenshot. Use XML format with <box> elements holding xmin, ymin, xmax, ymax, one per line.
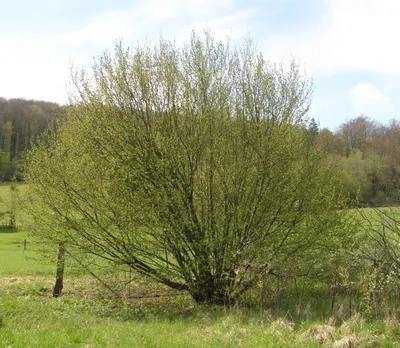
<box><xmin>0</xmin><ymin>228</ymin><xmax>54</xmax><ymax>276</ymax></box>
<box><xmin>0</xmin><ymin>181</ymin><xmax>52</xmax><ymax>275</ymax></box>
<box><xmin>1</xmin><ymin>184</ymin><xmax>400</xmax><ymax>346</ymax></box>
<box><xmin>1</xmin><ymin>279</ymin><xmax>400</xmax><ymax>347</ymax></box>
<box><xmin>0</xmin><ymin>182</ymin><xmax>53</xmax><ymax>276</ymax></box>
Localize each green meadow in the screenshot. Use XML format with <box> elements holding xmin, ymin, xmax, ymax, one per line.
<box><xmin>0</xmin><ymin>184</ymin><xmax>400</xmax><ymax>347</ymax></box>
<box><xmin>0</xmin><ymin>229</ymin><xmax>52</xmax><ymax>276</ymax></box>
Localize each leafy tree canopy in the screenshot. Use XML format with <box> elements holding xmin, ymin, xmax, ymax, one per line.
<box><xmin>24</xmin><ymin>31</ymin><xmax>349</xmax><ymax>304</ymax></box>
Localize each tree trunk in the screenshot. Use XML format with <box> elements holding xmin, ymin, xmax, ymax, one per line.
<box><xmin>190</xmin><ymin>271</ymin><xmax>236</xmax><ymax>305</ymax></box>
<box><xmin>53</xmin><ymin>242</ymin><xmax>65</xmax><ymax>298</ymax></box>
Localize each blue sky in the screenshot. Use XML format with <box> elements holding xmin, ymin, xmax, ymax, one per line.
<box><xmin>1</xmin><ymin>0</ymin><xmax>399</xmax><ymax>130</ymax></box>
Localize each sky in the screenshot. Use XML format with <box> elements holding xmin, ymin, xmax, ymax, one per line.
<box><xmin>1</xmin><ymin>0</ymin><xmax>399</xmax><ymax>130</ymax></box>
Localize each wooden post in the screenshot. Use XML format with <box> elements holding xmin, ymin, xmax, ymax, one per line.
<box><xmin>53</xmin><ymin>242</ymin><xmax>65</xmax><ymax>298</ymax></box>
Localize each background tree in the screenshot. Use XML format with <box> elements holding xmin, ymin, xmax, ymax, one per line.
<box><xmin>315</xmin><ymin>117</ymin><xmax>400</xmax><ymax>206</ymax></box>
<box><xmin>1</xmin><ymin>121</ymin><xmax>13</xmax><ymax>181</ymax></box>
<box><xmin>24</xmin><ymin>31</ymin><xmax>349</xmax><ymax>304</ymax></box>
<box><xmin>317</xmin><ymin>128</ymin><xmax>347</xmax><ymax>157</ymax></box>
<box><xmin>0</xmin><ymin>98</ymin><xmax>60</xmax><ymax>181</ymax></box>
<box><xmin>308</xmin><ymin>117</ymin><xmax>319</xmax><ymax>135</ymax></box>
<box><xmin>339</xmin><ymin>115</ymin><xmax>374</xmax><ymax>157</ymax></box>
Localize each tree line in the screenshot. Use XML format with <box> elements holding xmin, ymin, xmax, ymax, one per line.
<box><xmin>0</xmin><ymin>97</ymin><xmax>60</xmax><ymax>180</ymax></box>
<box><xmin>317</xmin><ymin>116</ymin><xmax>400</xmax><ymax>206</ymax></box>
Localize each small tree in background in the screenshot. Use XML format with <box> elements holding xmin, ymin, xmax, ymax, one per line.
<box><xmin>9</xmin><ymin>177</ymin><xmax>17</xmax><ymax>228</ymax></box>
<box><xmin>24</xmin><ymin>31</ymin><xmax>349</xmax><ymax>304</ymax></box>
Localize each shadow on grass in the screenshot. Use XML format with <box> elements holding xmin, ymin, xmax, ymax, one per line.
<box><xmin>0</xmin><ymin>226</ymin><xmax>18</xmax><ymax>233</ymax></box>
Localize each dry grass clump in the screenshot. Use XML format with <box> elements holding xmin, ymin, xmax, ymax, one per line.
<box><xmin>270</xmin><ymin>318</ymin><xmax>295</xmax><ymax>332</ymax></box>
<box><xmin>328</xmin><ymin>302</ymin><xmax>350</xmax><ymax>326</ymax></box>
<box><xmin>190</xmin><ymin>316</ymin><xmax>252</xmax><ymax>347</ymax></box>
<box><xmin>339</xmin><ymin>313</ymin><xmax>365</xmax><ymax>335</ymax></box>
<box><xmin>333</xmin><ymin>335</ymin><xmax>359</xmax><ymax>348</ymax></box>
<box><xmin>301</xmin><ymin>325</ymin><xmax>335</xmax><ymax>344</ymax></box>
<box><xmin>0</xmin><ymin>276</ymin><xmax>52</xmax><ymax>287</ymax></box>
<box><xmin>384</xmin><ymin>309</ymin><xmax>398</xmax><ymax>328</ymax></box>
<box><xmin>363</xmin><ymin>334</ymin><xmax>387</xmax><ymax>347</ymax></box>
<box><xmin>347</xmin><ymin>313</ymin><xmax>364</xmax><ymax>327</ymax></box>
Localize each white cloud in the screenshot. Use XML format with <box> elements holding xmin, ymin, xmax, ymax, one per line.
<box><xmin>322</xmin><ymin>0</ymin><xmax>400</xmax><ymax>74</ymax></box>
<box><xmin>56</xmin><ymin>0</ymin><xmax>246</xmax><ymax>48</ymax></box>
<box><xmin>0</xmin><ymin>0</ymin><xmax>254</xmax><ymax>103</ymax></box>
<box><xmin>176</xmin><ymin>8</ymin><xmax>256</xmax><ymax>43</ymax></box>
<box><xmin>349</xmin><ymin>83</ymin><xmax>391</xmax><ymax>116</ymax></box>
<box><xmin>55</xmin><ymin>11</ymin><xmax>139</xmax><ymax>47</ymax></box>
<box><xmin>264</xmin><ymin>0</ymin><xmax>400</xmax><ymax>75</ymax></box>
<box><xmin>0</xmin><ymin>31</ymin><xmax>69</xmax><ymax>103</ymax></box>
<box><xmin>3</xmin><ymin>0</ymin><xmax>399</xmax><ymax>115</ymax></box>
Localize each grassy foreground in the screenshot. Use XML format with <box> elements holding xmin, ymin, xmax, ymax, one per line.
<box><xmin>2</xmin><ymin>277</ymin><xmax>400</xmax><ymax>347</ymax></box>
<box><xmin>1</xmin><ymin>184</ymin><xmax>400</xmax><ymax>346</ymax></box>
<box><xmin>1</xmin><ymin>231</ymin><xmax>400</xmax><ymax>347</ymax></box>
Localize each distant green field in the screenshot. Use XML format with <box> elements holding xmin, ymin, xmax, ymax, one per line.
<box><xmin>0</xmin><ymin>183</ymin><xmax>53</xmax><ymax>276</ymax></box>
<box><xmin>0</xmin><ymin>228</ymin><xmax>53</xmax><ymax>276</ymax></box>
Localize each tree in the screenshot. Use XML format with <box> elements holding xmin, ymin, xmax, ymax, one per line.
<box><xmin>317</xmin><ymin>128</ymin><xmax>347</xmax><ymax>156</ymax></box>
<box><xmin>0</xmin><ymin>97</ymin><xmax>60</xmax><ymax>181</ymax></box>
<box><xmin>357</xmin><ymin>208</ymin><xmax>400</xmax><ymax>312</ymax></box>
<box><xmin>308</xmin><ymin>117</ymin><xmax>319</xmax><ymax>135</ymax></box>
<box><xmin>339</xmin><ymin>115</ymin><xmax>374</xmax><ymax>157</ymax></box>
<box><xmin>0</xmin><ymin>121</ymin><xmax>12</xmax><ymax>181</ymax></box>
<box><xmin>24</xmin><ymin>31</ymin><xmax>348</xmax><ymax>304</ymax></box>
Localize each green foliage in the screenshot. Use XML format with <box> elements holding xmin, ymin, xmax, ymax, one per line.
<box><xmin>24</xmin><ymin>31</ymin><xmax>349</xmax><ymax>304</ymax></box>
<box><xmin>308</xmin><ymin>117</ymin><xmax>319</xmax><ymax>135</ymax></box>
<box><xmin>339</xmin><ymin>149</ymin><xmax>374</xmax><ymax>203</ymax></box>
<box><xmin>356</xmin><ymin>208</ymin><xmax>400</xmax><ymax>314</ymax></box>
<box><xmin>0</xmin><ymin>97</ymin><xmax>60</xmax><ymax>181</ymax></box>
<box><xmin>318</xmin><ymin>117</ymin><xmax>400</xmax><ymax>207</ymax></box>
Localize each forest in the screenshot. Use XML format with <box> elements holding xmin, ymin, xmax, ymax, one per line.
<box><xmin>0</xmin><ymin>97</ymin><xmax>60</xmax><ymax>180</ymax></box>
<box><xmin>317</xmin><ymin>116</ymin><xmax>400</xmax><ymax>207</ymax></box>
